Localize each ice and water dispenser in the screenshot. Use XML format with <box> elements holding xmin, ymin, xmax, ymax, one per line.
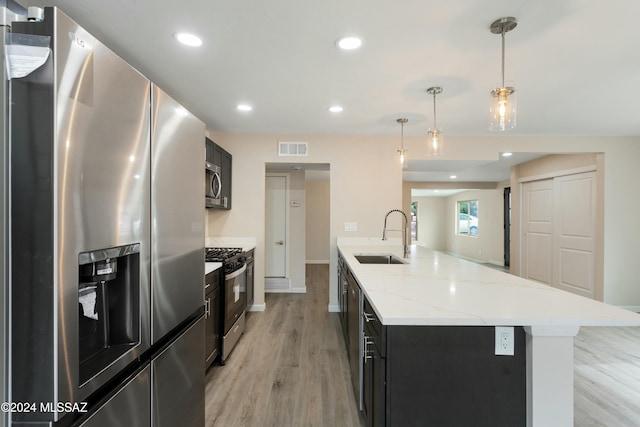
<box><xmin>78</xmin><ymin>243</ymin><xmax>141</xmax><ymax>384</ymax></box>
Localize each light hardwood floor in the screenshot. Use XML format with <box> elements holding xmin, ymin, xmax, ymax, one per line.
<box><xmin>205</xmin><ymin>264</ymin><xmax>363</xmax><ymax>427</ymax></box>
<box><xmin>574</xmin><ymin>326</ymin><xmax>640</xmax><ymax>426</ymax></box>
<box><xmin>205</xmin><ymin>264</ymin><xmax>640</xmax><ymax>426</ymax></box>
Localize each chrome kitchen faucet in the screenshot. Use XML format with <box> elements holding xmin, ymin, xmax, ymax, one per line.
<box><xmin>382</xmin><ymin>209</ymin><xmax>410</xmax><ymax>258</ymax></box>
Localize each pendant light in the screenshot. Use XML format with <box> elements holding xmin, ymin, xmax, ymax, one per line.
<box><xmin>396</xmin><ymin>118</ymin><xmax>408</xmax><ymax>167</ymax></box>
<box><xmin>489</xmin><ymin>17</ymin><xmax>517</xmax><ymax>131</ymax></box>
<box><xmin>426</xmin><ymin>87</ymin><xmax>444</xmax><ymax>156</ymax></box>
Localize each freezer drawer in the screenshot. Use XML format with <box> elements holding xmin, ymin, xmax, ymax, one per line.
<box><xmin>151</xmin><ymin>316</ymin><xmax>205</xmax><ymax>427</ymax></box>
<box><xmin>80</xmin><ymin>365</ymin><xmax>151</xmax><ymax>427</ymax></box>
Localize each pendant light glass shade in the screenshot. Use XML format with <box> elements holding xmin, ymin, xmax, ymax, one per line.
<box><xmin>396</xmin><ymin>118</ymin><xmax>408</xmax><ymax>167</ymax></box>
<box><xmin>489</xmin><ymin>17</ymin><xmax>517</xmax><ymax>131</ymax></box>
<box><xmin>426</xmin><ymin>87</ymin><xmax>444</xmax><ymax>156</ymax></box>
<box><xmin>428</xmin><ymin>129</ymin><xmax>443</xmax><ymax>156</ymax></box>
<box><xmin>490</xmin><ymin>85</ymin><xmax>516</xmax><ymax>131</ymax></box>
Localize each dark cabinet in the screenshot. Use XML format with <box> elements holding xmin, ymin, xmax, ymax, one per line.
<box><xmin>205</xmin><ymin>268</ymin><xmax>222</xmax><ymax>369</ymax></box>
<box><xmin>244</xmin><ymin>249</ymin><xmax>254</xmax><ymax>313</ymax></box>
<box><xmin>358</xmin><ymin>293</ymin><xmax>527</xmax><ymax>427</ymax></box>
<box><xmin>338</xmin><ymin>253</ymin><xmax>349</xmax><ymax>346</ymax></box>
<box><xmin>346</xmin><ymin>270</ymin><xmax>362</xmax><ymax>407</ymax></box>
<box><xmin>213</xmin><ymin>143</ymin><xmax>232</xmax><ymax>209</ymax></box>
<box><xmin>362</xmin><ymin>297</ymin><xmax>385</xmax><ymax>427</ymax></box>
<box><xmin>205</xmin><ymin>137</ymin><xmax>232</xmax><ymax>210</ymax></box>
<box><xmin>205</xmin><ymin>137</ymin><xmax>214</xmax><ymax>163</ymax></box>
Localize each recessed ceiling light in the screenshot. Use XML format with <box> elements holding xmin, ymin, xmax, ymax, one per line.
<box><xmin>450</xmin><ymin>175</ymin><xmax>457</xmax><ymax>179</ymax></box>
<box><xmin>174</xmin><ymin>32</ymin><xmax>202</xmax><ymax>47</ymax></box>
<box><xmin>328</xmin><ymin>106</ymin><xmax>343</xmax><ymax>113</ymax></box>
<box><xmin>335</xmin><ymin>36</ymin><xmax>362</xmax><ymax>50</ymax></box>
<box><xmin>502</xmin><ymin>152</ymin><xmax>513</xmax><ymax>157</ymax></box>
<box><xmin>237</xmin><ymin>104</ymin><xmax>253</xmax><ymax>112</ymax></box>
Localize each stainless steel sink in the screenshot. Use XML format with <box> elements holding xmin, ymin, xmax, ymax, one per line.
<box><xmin>354</xmin><ymin>254</ymin><xmax>407</xmax><ymax>264</ymax></box>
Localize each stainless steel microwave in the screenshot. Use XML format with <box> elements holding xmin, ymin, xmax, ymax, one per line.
<box><xmin>205</xmin><ymin>161</ymin><xmax>221</xmax><ymax>207</ymax></box>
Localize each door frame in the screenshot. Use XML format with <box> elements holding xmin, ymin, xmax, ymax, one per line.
<box><xmin>265</xmin><ymin>173</ymin><xmax>290</xmax><ymax>281</ymax></box>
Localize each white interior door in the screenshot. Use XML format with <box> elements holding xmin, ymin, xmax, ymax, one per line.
<box><xmin>522</xmin><ymin>179</ymin><xmax>554</xmax><ymax>285</ymax></box>
<box><xmin>553</xmin><ymin>172</ymin><xmax>596</xmax><ymax>298</ymax></box>
<box><xmin>265</xmin><ymin>175</ymin><xmax>287</xmax><ymax>277</ymax></box>
<box><xmin>522</xmin><ymin>173</ymin><xmax>597</xmax><ymax>299</ymax></box>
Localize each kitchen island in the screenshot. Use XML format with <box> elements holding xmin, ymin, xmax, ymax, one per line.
<box><xmin>337</xmin><ymin>238</ymin><xmax>640</xmax><ymax>427</ymax></box>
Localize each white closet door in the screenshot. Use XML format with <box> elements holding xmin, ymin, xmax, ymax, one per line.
<box><xmin>522</xmin><ymin>179</ymin><xmax>554</xmax><ymax>285</ymax></box>
<box><xmin>553</xmin><ymin>172</ymin><xmax>596</xmax><ymax>299</ymax></box>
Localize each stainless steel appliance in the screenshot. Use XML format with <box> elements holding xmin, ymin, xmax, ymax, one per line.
<box><xmin>205</xmin><ymin>248</ymin><xmax>246</xmax><ymax>362</ymax></box>
<box><xmin>10</xmin><ymin>9</ymin><xmax>152</xmax><ymax>420</ymax></box>
<box><xmin>150</xmin><ymin>84</ymin><xmax>205</xmax><ymax>427</ymax></box>
<box><xmin>7</xmin><ymin>7</ymin><xmax>205</xmax><ymax>426</ymax></box>
<box><xmin>205</xmin><ymin>161</ymin><xmax>222</xmax><ymax>208</ymax></box>
<box><xmin>0</xmin><ymin>4</ymin><xmax>23</xmax><ymax>427</ymax></box>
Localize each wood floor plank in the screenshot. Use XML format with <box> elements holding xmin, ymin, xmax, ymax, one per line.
<box><xmin>205</xmin><ymin>265</ymin><xmax>363</xmax><ymax>427</ymax></box>
<box><xmin>205</xmin><ymin>264</ymin><xmax>639</xmax><ymax>426</ymax></box>
<box><xmin>574</xmin><ymin>326</ymin><xmax>640</xmax><ymax>426</ymax></box>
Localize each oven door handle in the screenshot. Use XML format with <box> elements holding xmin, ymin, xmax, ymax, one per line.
<box><xmin>225</xmin><ymin>263</ymin><xmax>247</xmax><ymax>280</ymax></box>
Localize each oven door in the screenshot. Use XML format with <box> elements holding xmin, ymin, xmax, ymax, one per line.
<box><xmin>205</xmin><ymin>162</ymin><xmax>221</xmax><ymax>207</ymax></box>
<box><xmin>223</xmin><ymin>264</ymin><xmax>246</xmax><ymax>333</ymax></box>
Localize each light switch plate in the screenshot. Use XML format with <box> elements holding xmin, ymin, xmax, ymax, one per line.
<box><xmin>344</xmin><ymin>222</ymin><xmax>357</xmax><ymax>232</ymax></box>
<box><xmin>495</xmin><ymin>326</ymin><xmax>514</xmax><ymax>356</ymax></box>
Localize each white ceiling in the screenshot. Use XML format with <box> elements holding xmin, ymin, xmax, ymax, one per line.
<box><xmin>23</xmin><ymin>1</ymin><xmax>640</xmax><ymax>181</ymax></box>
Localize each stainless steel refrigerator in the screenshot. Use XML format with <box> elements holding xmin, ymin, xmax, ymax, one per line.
<box><xmin>7</xmin><ymin>6</ymin><xmax>205</xmax><ymax>427</ymax></box>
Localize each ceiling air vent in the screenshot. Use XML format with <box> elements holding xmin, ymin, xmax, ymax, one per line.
<box><xmin>278</xmin><ymin>141</ymin><xmax>308</xmax><ymax>157</ymax></box>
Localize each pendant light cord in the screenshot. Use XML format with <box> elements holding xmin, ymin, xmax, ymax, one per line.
<box><xmin>501</xmin><ymin>28</ymin><xmax>506</xmax><ymax>88</ymax></box>
<box><xmin>432</xmin><ymin>93</ymin><xmax>437</xmax><ymax>129</ymax></box>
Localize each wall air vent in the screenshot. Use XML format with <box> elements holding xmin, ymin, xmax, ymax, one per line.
<box><xmin>278</xmin><ymin>141</ymin><xmax>308</xmax><ymax>157</ymax></box>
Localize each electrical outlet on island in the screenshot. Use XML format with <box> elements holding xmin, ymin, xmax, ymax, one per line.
<box><xmin>494</xmin><ymin>326</ymin><xmax>514</xmax><ymax>356</ymax></box>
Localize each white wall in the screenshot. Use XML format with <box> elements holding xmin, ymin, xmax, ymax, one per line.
<box><xmin>412</xmin><ymin>196</ymin><xmax>447</xmax><ymax>250</ymax></box>
<box><xmin>205</xmin><ymin>133</ymin><xmax>402</xmax><ymax>311</ymax></box>
<box><xmin>445</xmin><ymin>189</ymin><xmax>504</xmax><ymax>265</ymax></box>
<box><xmin>207</xmin><ymin>133</ymin><xmax>640</xmax><ymax>309</ymax></box>
<box><xmin>306</xmin><ymin>180</ymin><xmax>330</xmax><ymax>263</ymax></box>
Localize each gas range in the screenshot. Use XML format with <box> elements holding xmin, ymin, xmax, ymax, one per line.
<box><xmin>205</xmin><ymin>247</ymin><xmax>244</xmax><ymax>275</ymax></box>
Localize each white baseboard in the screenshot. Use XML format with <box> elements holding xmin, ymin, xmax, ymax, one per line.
<box><xmin>306</xmin><ymin>260</ymin><xmax>330</xmax><ymax>264</ymax></box>
<box><xmin>618</xmin><ymin>305</ymin><xmax>640</xmax><ymax>313</ymax></box>
<box><xmin>266</xmin><ymin>288</ymin><xmax>306</xmax><ymax>294</ymax></box>
<box><xmin>249</xmin><ymin>303</ymin><xmax>266</xmax><ymax>312</ymax></box>
<box><xmin>265</xmin><ymin>277</ymin><xmax>290</xmax><ymax>292</ymax></box>
<box><xmin>328</xmin><ymin>303</ymin><xmax>340</xmax><ymax>313</ymax></box>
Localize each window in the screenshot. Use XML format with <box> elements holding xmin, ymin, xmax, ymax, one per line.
<box><xmin>411</xmin><ymin>201</ymin><xmax>417</xmax><ymax>240</ymax></box>
<box><xmin>457</xmin><ymin>200</ymin><xmax>478</xmax><ymax>236</ymax></box>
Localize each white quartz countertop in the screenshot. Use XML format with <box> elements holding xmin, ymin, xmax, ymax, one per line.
<box><xmin>205</xmin><ymin>262</ymin><xmax>222</xmax><ymax>275</ymax></box>
<box><xmin>338</xmin><ymin>238</ymin><xmax>640</xmax><ymax>328</ymax></box>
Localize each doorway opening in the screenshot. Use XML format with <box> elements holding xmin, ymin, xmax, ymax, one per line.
<box><xmin>264</xmin><ymin>163</ymin><xmax>330</xmax><ymax>294</ymax></box>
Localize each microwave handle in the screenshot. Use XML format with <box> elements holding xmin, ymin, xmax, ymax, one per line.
<box><xmin>212</xmin><ymin>172</ymin><xmax>222</xmax><ymax>199</ymax></box>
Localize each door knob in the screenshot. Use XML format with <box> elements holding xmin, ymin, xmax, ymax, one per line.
<box><xmin>275</xmin><ymin>241</ymin><xmax>285</xmax><ymax>245</ymax></box>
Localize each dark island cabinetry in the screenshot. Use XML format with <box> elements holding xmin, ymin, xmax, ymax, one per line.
<box><xmin>361</xmin><ymin>296</ymin><xmax>527</xmax><ymax>427</ymax></box>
